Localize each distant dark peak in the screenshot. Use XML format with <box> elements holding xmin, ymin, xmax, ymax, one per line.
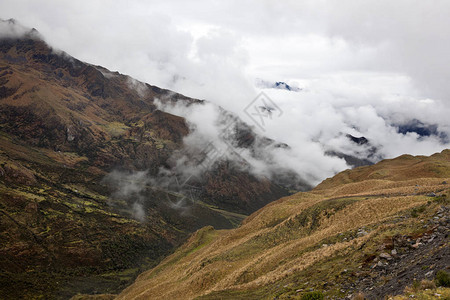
<box><xmin>325</xmin><ymin>150</ymin><xmax>374</xmax><ymax>168</ymax></box>
<box><xmin>255</xmin><ymin>78</ymin><xmax>301</xmax><ymax>92</ymax></box>
<box><xmin>326</xmin><ymin>134</ymin><xmax>379</xmax><ymax>168</ymax></box>
<box><xmin>275</xmin><ymin>82</ymin><xmax>292</xmax><ymax>91</ymax></box>
<box><xmin>346</xmin><ymin>134</ymin><xmax>369</xmax><ymax>145</ymax></box>
<box><xmin>396</xmin><ymin>119</ymin><xmax>438</xmax><ymax>137</ymax></box>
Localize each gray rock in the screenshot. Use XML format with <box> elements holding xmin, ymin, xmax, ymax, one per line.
<box><xmin>425</xmin><ymin>271</ymin><xmax>434</xmax><ymax>277</ymax></box>
<box><xmin>357</xmin><ymin>229</ymin><xmax>368</xmax><ymax>237</ymax></box>
<box><xmin>411</xmin><ymin>243</ymin><xmax>420</xmax><ymax>249</ymax></box>
<box><xmin>379</xmin><ymin>252</ymin><xmax>392</xmax><ymax>260</ymax></box>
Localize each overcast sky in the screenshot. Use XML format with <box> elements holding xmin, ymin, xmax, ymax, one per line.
<box><xmin>1</xmin><ymin>0</ymin><xmax>449</xmax><ymax>183</ymax></box>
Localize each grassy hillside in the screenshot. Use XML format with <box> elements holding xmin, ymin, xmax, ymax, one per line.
<box><xmin>0</xmin><ymin>34</ymin><xmax>287</xmax><ymax>299</ymax></box>
<box><xmin>116</xmin><ymin>150</ymin><xmax>450</xmax><ymax>300</ymax></box>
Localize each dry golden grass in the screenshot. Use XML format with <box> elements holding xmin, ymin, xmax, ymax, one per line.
<box><xmin>395</xmin><ymin>285</ymin><xmax>449</xmax><ymax>300</ymax></box>
<box><xmin>352</xmin><ymin>292</ymin><xmax>366</xmax><ymax>300</ymax></box>
<box><xmin>44</xmin><ymin>150</ymin><xmax>89</xmax><ymax>167</ymax></box>
<box><xmin>420</xmin><ymin>280</ymin><xmax>437</xmax><ymax>290</ymax></box>
<box><xmin>1</xmin><ymin>63</ymin><xmax>126</xmax><ymax>144</ymax></box>
<box><xmin>116</xmin><ymin>150</ymin><xmax>450</xmax><ymax>300</ymax></box>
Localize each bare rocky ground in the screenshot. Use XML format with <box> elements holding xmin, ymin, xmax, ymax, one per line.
<box><xmin>342</xmin><ymin>205</ymin><xmax>449</xmax><ymax>299</ymax></box>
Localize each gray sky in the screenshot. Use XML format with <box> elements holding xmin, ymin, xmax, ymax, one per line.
<box><xmin>1</xmin><ymin>0</ymin><xmax>449</xmax><ymax>183</ymax></box>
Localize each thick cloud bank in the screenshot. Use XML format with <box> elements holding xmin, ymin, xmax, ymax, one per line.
<box><xmin>1</xmin><ymin>1</ymin><xmax>450</xmax><ymax>188</ymax></box>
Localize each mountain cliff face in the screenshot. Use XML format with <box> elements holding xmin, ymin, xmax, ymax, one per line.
<box><xmin>116</xmin><ymin>150</ymin><xmax>450</xmax><ymax>300</ymax></box>
<box><xmin>0</xmin><ymin>26</ymin><xmax>292</xmax><ymax>298</ymax></box>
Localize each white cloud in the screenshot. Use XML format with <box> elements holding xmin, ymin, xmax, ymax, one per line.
<box><xmin>1</xmin><ymin>0</ymin><xmax>449</xmax><ymax>187</ymax></box>
<box><xmin>0</xmin><ymin>18</ymin><xmax>37</xmax><ymax>38</ymax></box>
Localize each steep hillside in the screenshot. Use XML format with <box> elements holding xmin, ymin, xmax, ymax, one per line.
<box><xmin>117</xmin><ymin>150</ymin><xmax>450</xmax><ymax>300</ymax></box>
<box><xmin>0</xmin><ymin>22</ymin><xmax>290</xmax><ymax>213</ymax></box>
<box><xmin>0</xmin><ymin>23</ymin><xmax>291</xmax><ymax>299</ymax></box>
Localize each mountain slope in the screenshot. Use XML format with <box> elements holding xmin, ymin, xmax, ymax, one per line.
<box><xmin>0</xmin><ymin>24</ymin><xmax>289</xmax><ymax>214</ymax></box>
<box><xmin>117</xmin><ymin>150</ymin><xmax>450</xmax><ymax>300</ymax></box>
<box><xmin>0</xmin><ymin>22</ymin><xmax>291</xmax><ymax>299</ymax></box>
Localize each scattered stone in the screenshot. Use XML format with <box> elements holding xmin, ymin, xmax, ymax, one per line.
<box><xmin>391</xmin><ymin>249</ymin><xmax>397</xmax><ymax>255</ymax></box>
<box><xmin>357</xmin><ymin>230</ymin><xmax>369</xmax><ymax>237</ymax></box>
<box><xmin>380</xmin><ymin>253</ymin><xmax>392</xmax><ymax>260</ymax></box>
<box><xmin>425</xmin><ymin>271</ymin><xmax>434</xmax><ymax>277</ymax></box>
<box><xmin>411</xmin><ymin>243</ymin><xmax>420</xmax><ymax>249</ymax></box>
<box><xmin>427</xmin><ymin>192</ymin><xmax>436</xmax><ymax>197</ymax></box>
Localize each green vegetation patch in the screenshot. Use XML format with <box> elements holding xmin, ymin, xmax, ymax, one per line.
<box><xmin>103</xmin><ymin>122</ymin><xmax>130</xmax><ymax>137</ymax></box>
<box><xmin>436</xmin><ymin>270</ymin><xmax>450</xmax><ymax>287</ymax></box>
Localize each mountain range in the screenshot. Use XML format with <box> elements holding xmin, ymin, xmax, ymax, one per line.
<box><xmin>0</xmin><ymin>20</ymin><xmax>448</xmax><ymax>300</ymax></box>
<box><xmin>0</xmin><ymin>21</ymin><xmax>293</xmax><ymax>298</ymax></box>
